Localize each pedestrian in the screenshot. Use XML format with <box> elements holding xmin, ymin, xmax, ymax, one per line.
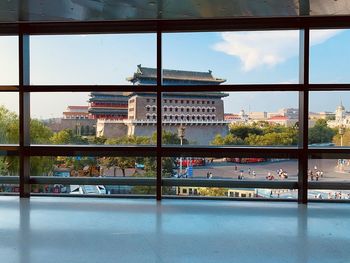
<box><xmin>240</xmin><ymin>171</ymin><xmax>243</xmax><ymax>180</ymax></box>
<box><xmin>310</xmin><ymin>171</ymin><xmax>314</xmax><ymax>181</ymax></box>
<box><xmin>209</xmin><ymin>172</ymin><xmax>213</xmax><ymax>179</ymax></box>
<box><xmin>248</xmin><ymin>168</ymin><xmax>251</xmax><ymax>175</ymax></box>
<box><xmin>234</xmin><ymin>165</ymin><xmax>237</xmax><ymax>171</ymax></box>
<box><xmin>252</xmin><ymin>171</ymin><xmax>256</xmax><ymax>178</ymax></box>
<box><xmin>270</xmin><ymin>190</ymin><xmax>273</xmax><ymax>197</ymax></box>
<box><xmin>206</xmin><ymin>171</ymin><xmax>210</xmax><ymax>179</ymax></box>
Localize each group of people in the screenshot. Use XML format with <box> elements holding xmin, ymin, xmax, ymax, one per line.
<box><xmin>234</xmin><ymin>166</ymin><xmax>256</xmax><ymax>180</ymax></box>
<box><xmin>308</xmin><ymin>165</ymin><xmax>323</xmax><ymax>181</ymax></box>
<box><xmin>327</xmin><ymin>191</ymin><xmax>350</xmax><ymax>200</ymax></box>
<box><xmin>206</xmin><ymin>171</ymin><xmax>213</xmax><ymax>179</ymax></box>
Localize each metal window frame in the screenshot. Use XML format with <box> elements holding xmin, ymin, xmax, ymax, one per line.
<box><xmin>0</xmin><ymin>16</ymin><xmax>350</xmax><ymax>203</ymax></box>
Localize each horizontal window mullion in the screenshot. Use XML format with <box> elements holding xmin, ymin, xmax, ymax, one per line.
<box><xmin>0</xmin><ymin>176</ymin><xmax>19</xmax><ymax>184</ymax></box>
<box><xmin>308</xmin><ymin>148</ymin><xmax>350</xmax><ymax>159</ymax></box>
<box><xmin>162</xmin><ymin>178</ymin><xmax>298</xmax><ymax>189</ymax></box>
<box><xmin>30</xmin><ymin>176</ymin><xmax>155</xmax><ymax>186</ymax></box>
<box><xmin>309</xmin><ymin>182</ymin><xmax>350</xmax><ymax>190</ymax></box>
<box><xmin>25</xmin><ymin>85</ymin><xmax>157</xmax><ymax>93</ymax></box>
<box><xmin>27</xmin><ymin>145</ymin><xmax>157</xmax><ymax>157</ymax></box>
<box><xmin>309</xmin><ymin>84</ymin><xmax>350</xmax><ymax>91</ymax></box>
<box><xmin>0</xmin><ymin>16</ymin><xmax>347</xmax><ymax>35</ymax></box>
<box><xmin>0</xmin><ymin>145</ymin><xmax>19</xmax><ymax>153</ymax></box>
<box><xmin>21</xmin><ymin>21</ymin><xmax>158</xmax><ymax>35</ymax></box>
<box><xmin>0</xmin><ymin>86</ymin><xmax>19</xmax><ymax>91</ymax></box>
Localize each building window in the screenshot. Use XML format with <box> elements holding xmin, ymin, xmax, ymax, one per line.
<box><xmin>181</xmin><ymin>100</ymin><xmax>184</xmax><ymax>103</ymax></box>
<box><xmin>146</xmin><ymin>98</ymin><xmax>150</xmax><ymax>103</ymax></box>
<box><xmin>152</xmin><ymin>99</ymin><xmax>156</xmax><ymax>103</ymax></box>
<box><xmin>212</xmin><ymin>109</ymin><xmax>215</xmax><ymax>112</ymax></box>
<box><xmin>212</xmin><ymin>101</ymin><xmax>215</xmax><ymax>104</ymax></box>
<box><xmin>175</xmin><ymin>108</ymin><xmax>178</xmax><ymax>112</ymax></box>
<box><xmin>164</xmin><ymin>99</ymin><xmax>167</xmax><ymax>103</ymax></box>
<box><xmin>175</xmin><ymin>100</ymin><xmax>178</xmax><ymax>103</ymax></box>
<box><xmin>182</xmin><ymin>189</ymin><xmax>187</xmax><ymax>194</ymax></box>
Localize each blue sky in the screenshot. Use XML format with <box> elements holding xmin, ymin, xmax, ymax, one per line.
<box><xmin>0</xmin><ymin>30</ymin><xmax>350</xmax><ymax>118</ymax></box>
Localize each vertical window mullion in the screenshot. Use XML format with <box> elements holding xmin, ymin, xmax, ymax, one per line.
<box><xmin>298</xmin><ymin>27</ymin><xmax>310</xmax><ymax>204</ymax></box>
<box><xmin>156</xmin><ymin>28</ymin><xmax>162</xmax><ymax>201</ymax></box>
<box><xmin>19</xmin><ymin>30</ymin><xmax>30</xmax><ymax>198</ymax></box>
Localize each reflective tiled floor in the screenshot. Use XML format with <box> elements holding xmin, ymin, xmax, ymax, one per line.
<box><xmin>0</xmin><ymin>197</ymin><xmax>349</xmax><ymax>263</ymax></box>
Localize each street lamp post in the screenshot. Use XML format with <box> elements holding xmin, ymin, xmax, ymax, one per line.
<box><xmin>339</xmin><ymin>125</ymin><xmax>345</xmax><ymax>147</ymax></box>
<box><xmin>178</xmin><ymin>125</ymin><xmax>186</xmax><ymax>177</ymax></box>
<box><xmin>339</xmin><ymin>125</ymin><xmax>345</xmax><ymax>170</ymax></box>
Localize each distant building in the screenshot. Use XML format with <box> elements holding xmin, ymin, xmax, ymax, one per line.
<box><xmin>97</xmin><ymin>65</ymin><xmax>230</xmax><ymax>145</ymax></box>
<box><xmin>50</xmin><ymin>106</ymin><xmax>96</xmax><ymax>135</ymax></box>
<box><xmin>63</xmin><ymin>106</ymin><xmax>91</xmax><ymax>120</ymax></box>
<box><xmin>267</xmin><ymin>115</ymin><xmax>297</xmax><ymax>127</ymax></box>
<box><xmin>88</xmin><ymin>92</ymin><xmax>129</xmax><ymax>120</ymax></box>
<box><xmin>328</xmin><ymin>101</ymin><xmax>350</xmax><ymax>128</ymax></box>
<box><xmin>249</xmin><ymin>111</ymin><xmax>267</xmax><ymax>121</ymax></box>
<box><xmin>309</xmin><ymin>111</ymin><xmax>334</xmax><ymax>120</ymax></box>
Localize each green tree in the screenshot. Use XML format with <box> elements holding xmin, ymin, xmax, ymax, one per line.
<box><xmin>229</xmin><ymin>125</ymin><xmax>263</xmax><ymax>140</ymax></box>
<box><xmin>198</xmin><ymin>187</ymin><xmax>227</xmax><ymax>197</ymax></box>
<box><xmin>211</xmin><ymin>134</ymin><xmax>245</xmax><ymax>145</ymax></box>
<box><xmin>50</xmin><ymin>129</ymin><xmax>88</xmax><ymax>145</ymax></box>
<box><xmin>309</xmin><ymin>119</ymin><xmax>336</xmax><ymax>144</ymax></box>
<box><xmin>0</xmin><ymin>107</ymin><xmax>55</xmax><ymax>176</ymax></box>
<box><xmin>0</xmin><ymin>106</ymin><xmax>18</xmax><ymax>144</ymax></box>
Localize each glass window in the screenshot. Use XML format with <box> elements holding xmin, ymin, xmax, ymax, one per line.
<box><xmin>30</xmin><ymin>92</ymin><xmax>156</xmax><ymax>145</ymax></box>
<box><xmin>163</xmin><ymin>31</ymin><xmax>299</xmax><ymax>85</ymax></box>
<box><xmin>162</xmin><ymin>91</ymin><xmax>298</xmax><ymax>146</ymax></box>
<box><xmin>30</xmin><ymin>34</ymin><xmax>156</xmax><ymax>85</ymax></box>
<box><xmin>310</xmin><ymin>29</ymin><xmax>350</xmax><ymax>84</ymax></box>
<box><xmin>0</xmin><ymin>36</ymin><xmax>18</xmax><ymax>85</ymax></box>
<box><xmin>0</xmin><ymin>92</ymin><xmax>19</xmax><ymax>144</ymax></box>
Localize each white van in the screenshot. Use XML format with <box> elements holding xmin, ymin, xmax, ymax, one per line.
<box><xmin>69</xmin><ymin>185</ymin><xmax>107</xmax><ymax>195</ymax></box>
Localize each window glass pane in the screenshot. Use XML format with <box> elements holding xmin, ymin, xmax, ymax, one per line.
<box><xmin>310</xmin><ymin>29</ymin><xmax>350</xmax><ymax>84</ymax></box>
<box><xmin>0</xmin><ymin>36</ymin><xmax>18</xmax><ymax>85</ymax></box>
<box><xmin>161</xmin><ymin>92</ymin><xmax>299</xmax><ymax>146</ymax></box>
<box><xmin>163</xmin><ymin>31</ymin><xmax>299</xmax><ymax>84</ymax></box>
<box><xmin>30</xmin><ymin>92</ymin><xmax>156</xmax><ymax>145</ymax></box>
<box><xmin>30</xmin><ymin>156</ymin><xmax>156</xmax><ymax>195</ymax></box>
<box><xmin>163</xmin><ymin>187</ymin><xmax>298</xmax><ymax>199</ymax></box>
<box><xmin>309</xmin><ymin>91</ymin><xmax>346</xmax><ymax>146</ymax></box>
<box><xmin>0</xmin><ymin>155</ymin><xmax>19</xmax><ymax>194</ymax></box>
<box><xmin>162</xmin><ymin>157</ymin><xmax>298</xmax><ymax>181</ymax></box>
<box><xmin>309</xmin><ymin>189</ymin><xmax>350</xmax><ymax>200</ymax></box>
<box><xmin>308</xmin><ymin>159</ymin><xmax>350</xmax><ymax>183</ymax></box>
<box><xmin>30</xmin><ymin>34</ymin><xmax>156</xmax><ymax>85</ymax></box>
<box><xmin>0</xmin><ymin>92</ymin><xmax>19</xmax><ymax>144</ymax></box>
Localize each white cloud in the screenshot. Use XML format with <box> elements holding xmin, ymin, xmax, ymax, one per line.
<box><xmin>214</xmin><ymin>29</ymin><xmax>344</xmax><ymax>71</ymax></box>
